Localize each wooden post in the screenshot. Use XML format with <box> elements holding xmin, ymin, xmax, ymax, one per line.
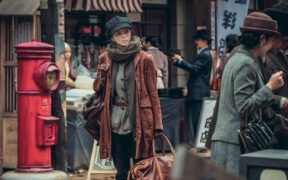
<box><xmin>40</xmin><ymin>0</ymin><xmax>67</xmax><ymax>171</ymax></box>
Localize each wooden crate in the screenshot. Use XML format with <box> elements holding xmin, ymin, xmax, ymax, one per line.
<box><xmin>3</xmin><ymin>118</ymin><xmax>17</xmax><ymax>168</ymax></box>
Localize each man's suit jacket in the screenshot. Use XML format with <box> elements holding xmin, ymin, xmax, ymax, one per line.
<box><xmin>263</xmin><ymin>52</ymin><xmax>288</xmax><ymax>97</ymax></box>
<box><xmin>174</xmin><ymin>47</ymin><xmax>212</xmax><ymax>101</ymax></box>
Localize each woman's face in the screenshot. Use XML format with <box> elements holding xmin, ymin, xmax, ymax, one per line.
<box><xmin>259</xmin><ymin>35</ymin><xmax>276</xmax><ymax>57</ymax></box>
<box><xmin>65</xmin><ymin>48</ymin><xmax>72</xmax><ymax>60</ymax></box>
<box><xmin>111</xmin><ymin>28</ymin><xmax>131</xmax><ymax>46</ymax></box>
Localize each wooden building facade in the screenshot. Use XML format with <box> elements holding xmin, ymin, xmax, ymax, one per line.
<box><xmin>0</xmin><ymin>0</ymin><xmax>281</xmax><ymax>172</ymax></box>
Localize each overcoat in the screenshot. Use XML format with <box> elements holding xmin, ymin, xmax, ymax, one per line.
<box><xmin>263</xmin><ymin>52</ymin><xmax>288</xmax><ymax>97</ymax></box>
<box><xmin>93</xmin><ymin>50</ymin><xmax>163</xmax><ymax>159</ymax></box>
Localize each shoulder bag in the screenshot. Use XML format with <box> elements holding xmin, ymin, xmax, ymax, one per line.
<box><xmin>82</xmin><ymin>58</ymin><xmax>109</xmax><ymax>141</ymax></box>
<box><xmin>237</xmin><ymin>109</ymin><xmax>278</xmax><ymax>153</ymax></box>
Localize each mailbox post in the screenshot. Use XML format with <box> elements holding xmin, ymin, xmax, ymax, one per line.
<box><xmin>2</xmin><ymin>40</ymin><xmax>67</xmax><ymax>179</ymax></box>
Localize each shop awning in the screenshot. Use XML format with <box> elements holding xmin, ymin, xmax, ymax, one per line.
<box><xmin>65</xmin><ymin>0</ymin><xmax>143</xmax><ymax>13</ymax></box>
<box><xmin>0</xmin><ymin>0</ymin><xmax>40</xmax><ymax>15</ymax></box>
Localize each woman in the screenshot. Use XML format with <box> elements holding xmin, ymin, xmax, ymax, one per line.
<box><xmin>93</xmin><ymin>16</ymin><xmax>163</xmax><ymax>180</ymax></box>
<box><xmin>64</xmin><ymin>43</ymin><xmax>76</xmax><ymax>88</ymax></box>
<box><xmin>211</xmin><ymin>12</ymin><xmax>288</xmax><ymax>175</ymax></box>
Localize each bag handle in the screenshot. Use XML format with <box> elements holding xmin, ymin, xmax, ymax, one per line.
<box><xmin>152</xmin><ymin>134</ymin><xmax>176</xmax><ymax>157</ymax></box>
<box><xmin>241</xmin><ymin>108</ymin><xmax>263</xmax><ymax>128</ymax></box>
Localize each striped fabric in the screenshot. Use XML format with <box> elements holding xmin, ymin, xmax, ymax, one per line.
<box><xmin>65</xmin><ymin>0</ymin><xmax>142</xmax><ymax>13</ymax></box>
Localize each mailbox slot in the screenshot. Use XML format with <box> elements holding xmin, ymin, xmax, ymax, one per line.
<box><xmin>37</xmin><ymin>116</ymin><xmax>59</xmax><ymax>146</ymax></box>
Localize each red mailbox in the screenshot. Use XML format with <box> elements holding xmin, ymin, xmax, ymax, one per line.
<box><xmin>15</xmin><ymin>40</ymin><xmax>60</xmax><ymax>172</ymax></box>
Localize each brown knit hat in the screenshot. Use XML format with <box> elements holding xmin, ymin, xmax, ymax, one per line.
<box><xmin>240</xmin><ymin>12</ymin><xmax>280</xmax><ymax>36</ymax></box>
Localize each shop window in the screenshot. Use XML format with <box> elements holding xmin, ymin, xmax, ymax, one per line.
<box><xmin>65</xmin><ymin>12</ymin><xmax>106</xmax><ymax>77</ymax></box>
<box><xmin>1</xmin><ymin>16</ymin><xmax>38</xmax><ymax>115</ymax></box>
<box><xmin>140</xmin><ymin>7</ymin><xmax>168</xmax><ymax>50</ymax></box>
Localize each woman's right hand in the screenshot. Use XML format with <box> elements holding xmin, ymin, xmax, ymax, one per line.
<box><xmin>266</xmin><ymin>71</ymin><xmax>284</xmax><ymax>91</ymax></box>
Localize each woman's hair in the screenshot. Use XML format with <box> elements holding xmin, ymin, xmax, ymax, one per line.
<box><xmin>239</xmin><ymin>32</ymin><xmax>274</xmax><ymax>49</ymax></box>
<box><xmin>225</xmin><ymin>34</ymin><xmax>240</xmax><ymax>53</ymax></box>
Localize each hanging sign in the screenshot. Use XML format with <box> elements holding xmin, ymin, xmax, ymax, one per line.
<box><xmin>217</xmin><ymin>0</ymin><xmax>249</xmax><ymax>53</ymax></box>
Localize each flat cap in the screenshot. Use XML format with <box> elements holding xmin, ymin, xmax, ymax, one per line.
<box><xmin>105</xmin><ymin>16</ymin><xmax>132</xmax><ymax>36</ymax></box>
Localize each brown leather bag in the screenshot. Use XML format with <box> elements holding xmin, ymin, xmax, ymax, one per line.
<box><xmin>82</xmin><ymin>57</ymin><xmax>109</xmax><ymax>141</ymax></box>
<box><xmin>128</xmin><ymin>134</ymin><xmax>175</xmax><ymax>180</ymax></box>
<box><xmin>82</xmin><ymin>92</ymin><xmax>104</xmax><ymax>141</ymax></box>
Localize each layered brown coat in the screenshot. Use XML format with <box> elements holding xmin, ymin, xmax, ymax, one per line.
<box><xmin>93</xmin><ymin>50</ymin><xmax>163</xmax><ymax>159</ymax></box>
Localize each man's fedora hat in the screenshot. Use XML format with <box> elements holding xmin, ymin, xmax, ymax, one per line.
<box><xmin>240</xmin><ymin>12</ymin><xmax>280</xmax><ymax>36</ymax></box>
<box><xmin>192</xmin><ymin>29</ymin><xmax>212</xmax><ymax>41</ymax></box>
<box><xmin>265</xmin><ymin>1</ymin><xmax>288</xmax><ymax>36</ymax></box>
<box><xmin>105</xmin><ymin>16</ymin><xmax>132</xmax><ymax>36</ymax></box>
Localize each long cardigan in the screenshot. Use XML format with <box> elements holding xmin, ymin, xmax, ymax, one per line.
<box><xmin>94</xmin><ymin>50</ymin><xmax>163</xmax><ymax>159</ymax></box>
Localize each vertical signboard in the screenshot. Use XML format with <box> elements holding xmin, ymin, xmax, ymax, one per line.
<box><xmin>195</xmin><ymin>98</ymin><xmax>217</xmax><ymax>149</ymax></box>
<box><xmin>217</xmin><ymin>0</ymin><xmax>249</xmax><ymax>53</ymax></box>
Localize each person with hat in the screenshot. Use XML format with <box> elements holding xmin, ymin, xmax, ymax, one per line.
<box><xmin>263</xmin><ymin>2</ymin><xmax>288</xmax><ymax>98</ymax></box>
<box><xmin>210</xmin><ymin>12</ymin><xmax>288</xmax><ymax>175</ymax></box>
<box><xmin>91</xmin><ymin>16</ymin><xmax>163</xmax><ymax>180</ymax></box>
<box><xmin>260</xmin><ymin>1</ymin><xmax>288</xmax><ymax>149</ymax></box>
<box><xmin>261</xmin><ymin>1</ymin><xmax>288</xmax><ymax>97</ymax></box>
<box><xmin>170</xmin><ymin>29</ymin><xmax>213</xmax><ymax>148</ymax></box>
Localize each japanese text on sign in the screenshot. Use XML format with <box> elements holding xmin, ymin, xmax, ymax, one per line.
<box><xmin>217</xmin><ymin>0</ymin><xmax>249</xmax><ymax>53</ymax></box>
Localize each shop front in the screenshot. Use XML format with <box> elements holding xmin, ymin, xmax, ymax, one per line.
<box><xmin>0</xmin><ymin>0</ymin><xmax>41</xmax><ymax>169</ymax></box>
<box><xmin>64</xmin><ymin>0</ymin><xmax>143</xmax><ymax>78</ymax></box>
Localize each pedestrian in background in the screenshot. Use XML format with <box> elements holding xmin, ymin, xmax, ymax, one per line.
<box><xmin>262</xmin><ymin>1</ymin><xmax>288</xmax><ymax>149</ymax></box>
<box><xmin>170</xmin><ymin>29</ymin><xmax>212</xmax><ymax>148</ymax></box>
<box><xmin>211</xmin><ymin>12</ymin><xmax>288</xmax><ymax>175</ymax></box>
<box><xmin>263</xmin><ymin>1</ymin><xmax>288</xmax><ymax>99</ymax></box>
<box><xmin>141</xmin><ymin>36</ymin><xmax>169</xmax><ymax>88</ymax></box>
<box><xmin>93</xmin><ymin>16</ymin><xmax>163</xmax><ymax>180</ymax></box>
<box><xmin>215</xmin><ymin>34</ymin><xmax>240</xmax><ymax>79</ymax></box>
<box><xmin>212</xmin><ymin>34</ymin><xmax>240</xmax><ymax>91</ymax></box>
<box><xmin>64</xmin><ymin>42</ymin><xmax>76</xmax><ymax>88</ymax></box>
